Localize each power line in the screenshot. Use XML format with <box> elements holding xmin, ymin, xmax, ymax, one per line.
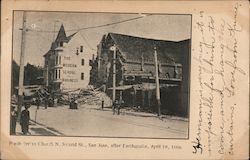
<box><xmin>69</xmin><ymin>19</ymin><xmax>96</xmax><ymax>51</ymax></box>
<box><xmin>28</xmin><ymin>14</ymin><xmax>152</xmax><ymax>33</ymax></box>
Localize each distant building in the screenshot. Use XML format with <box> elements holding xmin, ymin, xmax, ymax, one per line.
<box><xmin>43</xmin><ymin>24</ymin><xmax>92</xmax><ymax>91</ymax></box>
<box><xmin>90</xmin><ymin>33</ymin><xmax>190</xmax><ymax>117</ymax></box>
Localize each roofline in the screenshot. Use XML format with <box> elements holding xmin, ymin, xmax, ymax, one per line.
<box><xmin>107</xmin><ymin>32</ymin><xmax>190</xmax><ymax>43</ymax></box>
<box><xmin>43</xmin><ymin>30</ymin><xmax>78</xmax><ymax>58</ymax></box>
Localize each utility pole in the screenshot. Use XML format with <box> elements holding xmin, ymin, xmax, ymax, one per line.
<box><xmin>17</xmin><ymin>11</ymin><xmax>27</xmax><ymax>121</ymax></box>
<box><xmin>154</xmin><ymin>46</ymin><xmax>161</xmax><ymax>116</ymax></box>
<box><xmin>46</xmin><ymin>64</ymin><xmax>49</xmax><ymax>87</ymax></box>
<box><xmin>110</xmin><ymin>45</ymin><xmax>116</xmax><ymax>112</ymax></box>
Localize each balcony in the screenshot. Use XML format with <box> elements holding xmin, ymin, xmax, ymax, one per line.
<box><xmin>53</xmin><ymin>79</ymin><xmax>62</xmax><ymax>83</ymax></box>
<box><xmin>55</xmin><ymin>46</ymin><xmax>64</xmax><ymax>51</ymax></box>
<box><xmin>52</xmin><ymin>64</ymin><xmax>63</xmax><ymax>69</ymax></box>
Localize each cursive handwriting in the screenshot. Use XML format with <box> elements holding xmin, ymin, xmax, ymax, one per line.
<box><xmin>227</xmin><ymin>104</ymin><xmax>235</xmax><ymax>155</ymax></box>
<box><xmin>193</xmin><ymin>3</ymin><xmax>246</xmax><ymax>157</ymax></box>
<box><xmin>192</xmin><ymin>138</ymin><xmax>203</xmax><ymax>154</ymax></box>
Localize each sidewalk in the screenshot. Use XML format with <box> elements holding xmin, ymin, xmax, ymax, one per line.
<box><xmin>15</xmin><ymin>117</ymin><xmax>63</xmax><ymax>136</ymax></box>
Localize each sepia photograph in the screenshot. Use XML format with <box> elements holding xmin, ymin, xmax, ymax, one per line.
<box><xmin>10</xmin><ymin>11</ymin><xmax>191</xmax><ymax>139</ymax></box>
<box><xmin>2</xmin><ymin>0</ymin><xmax>249</xmax><ymax>159</ymax></box>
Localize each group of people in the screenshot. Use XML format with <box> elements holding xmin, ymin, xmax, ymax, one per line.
<box><xmin>10</xmin><ymin>103</ymin><xmax>31</xmax><ymax>135</ymax></box>
<box><xmin>42</xmin><ymin>96</ymin><xmax>57</xmax><ymax>108</ymax></box>
<box><xmin>10</xmin><ymin>94</ymin><xmax>59</xmax><ymax>135</ymax></box>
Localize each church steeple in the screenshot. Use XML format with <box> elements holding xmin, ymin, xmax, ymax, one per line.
<box><xmin>55</xmin><ymin>24</ymin><xmax>67</xmax><ymax>43</ymax></box>
<box><xmin>50</xmin><ymin>24</ymin><xmax>76</xmax><ymax>50</ymax></box>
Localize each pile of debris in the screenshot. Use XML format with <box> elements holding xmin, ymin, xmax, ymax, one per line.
<box><xmin>58</xmin><ymin>86</ymin><xmax>112</xmax><ymax>107</ymax></box>
<box><xmin>77</xmin><ymin>90</ymin><xmax>112</xmax><ymax>106</ymax></box>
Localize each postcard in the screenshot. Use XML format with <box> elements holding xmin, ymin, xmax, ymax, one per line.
<box><xmin>1</xmin><ymin>0</ymin><xmax>249</xmax><ymax>159</ymax></box>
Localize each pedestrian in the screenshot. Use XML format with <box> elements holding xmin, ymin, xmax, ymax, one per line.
<box><xmin>69</xmin><ymin>98</ymin><xmax>72</xmax><ymax>109</ymax></box>
<box><xmin>74</xmin><ymin>98</ymin><xmax>78</xmax><ymax>109</ymax></box>
<box><xmin>53</xmin><ymin>97</ymin><xmax>58</xmax><ymax>107</ymax></box>
<box><xmin>20</xmin><ymin>103</ymin><xmax>30</xmax><ymax>135</ymax></box>
<box><xmin>10</xmin><ymin>105</ymin><xmax>18</xmax><ymax>135</ymax></box>
<box><xmin>44</xmin><ymin>97</ymin><xmax>48</xmax><ymax>109</ymax></box>
<box><xmin>101</xmin><ymin>98</ymin><xmax>104</xmax><ymax>110</ymax></box>
<box><xmin>113</xmin><ymin>100</ymin><xmax>119</xmax><ymax>115</ymax></box>
<box><xmin>48</xmin><ymin>97</ymin><xmax>53</xmax><ymax>107</ymax></box>
<box><xmin>112</xmin><ymin>100</ymin><xmax>116</xmax><ymax>114</ymax></box>
<box><xmin>36</xmin><ymin>97</ymin><xmax>41</xmax><ymax>109</ymax></box>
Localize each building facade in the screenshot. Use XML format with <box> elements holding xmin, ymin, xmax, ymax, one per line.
<box><xmin>44</xmin><ymin>24</ymin><xmax>92</xmax><ymax>91</ymax></box>
<box><xmin>90</xmin><ymin>33</ymin><xmax>190</xmax><ymax>117</ymax></box>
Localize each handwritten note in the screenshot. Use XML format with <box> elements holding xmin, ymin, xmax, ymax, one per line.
<box><xmin>193</xmin><ymin>3</ymin><xmax>246</xmax><ymax>157</ymax></box>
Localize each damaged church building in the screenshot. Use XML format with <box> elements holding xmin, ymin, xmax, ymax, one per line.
<box><xmin>90</xmin><ymin>33</ymin><xmax>190</xmax><ymax>117</ymax></box>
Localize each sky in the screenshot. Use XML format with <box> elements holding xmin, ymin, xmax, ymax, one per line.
<box><xmin>13</xmin><ymin>11</ymin><xmax>191</xmax><ymax>66</ymax></box>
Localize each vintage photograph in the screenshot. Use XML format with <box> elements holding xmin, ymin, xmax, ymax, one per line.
<box><xmin>10</xmin><ymin>11</ymin><xmax>191</xmax><ymax>139</ymax></box>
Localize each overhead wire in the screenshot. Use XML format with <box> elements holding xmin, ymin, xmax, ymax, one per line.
<box><xmin>23</xmin><ymin>13</ymin><xmax>153</xmax><ymax>62</ymax></box>
<box><xmin>69</xmin><ymin>19</ymin><xmax>96</xmax><ymax>52</ymax></box>
<box><xmin>27</xmin><ymin>14</ymin><xmax>153</xmax><ymax>33</ymax></box>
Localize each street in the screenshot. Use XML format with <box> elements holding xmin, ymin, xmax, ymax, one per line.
<box><xmin>16</xmin><ymin>104</ymin><xmax>188</xmax><ymax>139</ymax></box>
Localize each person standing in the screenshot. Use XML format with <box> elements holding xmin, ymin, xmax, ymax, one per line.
<box><xmin>20</xmin><ymin>103</ymin><xmax>30</xmax><ymax>135</ymax></box>
<box><xmin>53</xmin><ymin>97</ymin><xmax>58</xmax><ymax>107</ymax></box>
<box><xmin>44</xmin><ymin>96</ymin><xmax>48</xmax><ymax>109</ymax></box>
<box><xmin>36</xmin><ymin>97</ymin><xmax>41</xmax><ymax>109</ymax></box>
<box><xmin>10</xmin><ymin>105</ymin><xmax>18</xmax><ymax>135</ymax></box>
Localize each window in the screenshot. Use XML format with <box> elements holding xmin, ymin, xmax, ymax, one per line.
<box><xmin>55</xmin><ymin>70</ymin><xmax>58</xmax><ymax>79</ymax></box>
<box><xmin>81</xmin><ymin>73</ymin><xmax>84</xmax><ymax>80</ymax></box>
<box><xmin>58</xmin><ymin>69</ymin><xmax>61</xmax><ymax>79</ymax></box>
<box><xmin>60</xmin><ymin>42</ymin><xmax>63</xmax><ymax>47</ymax></box>
<box><xmin>59</xmin><ymin>56</ymin><xmax>61</xmax><ymax>64</ymax></box>
<box><xmin>76</xmin><ymin>48</ymin><xmax>79</xmax><ymax>55</ymax></box>
<box><xmin>80</xmin><ymin>46</ymin><xmax>83</xmax><ymax>52</ymax></box>
<box><xmin>81</xmin><ymin>59</ymin><xmax>84</xmax><ymax>66</ymax></box>
<box><xmin>55</xmin><ymin>56</ymin><xmax>58</xmax><ymax>65</ymax></box>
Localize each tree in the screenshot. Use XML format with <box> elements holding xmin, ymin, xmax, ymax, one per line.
<box><xmin>12</xmin><ymin>60</ymin><xmax>44</xmax><ymax>92</ymax></box>
<box><xmin>24</xmin><ymin>63</ymin><xmax>43</xmax><ymax>85</ymax></box>
<box><xmin>12</xmin><ymin>60</ymin><xmax>20</xmax><ymax>88</ymax></box>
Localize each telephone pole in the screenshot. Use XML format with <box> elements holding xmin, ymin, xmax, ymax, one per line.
<box><xmin>110</xmin><ymin>45</ymin><xmax>116</xmax><ymax>112</ymax></box>
<box><xmin>46</xmin><ymin>64</ymin><xmax>49</xmax><ymax>87</ymax></box>
<box><xmin>154</xmin><ymin>46</ymin><xmax>161</xmax><ymax>116</ymax></box>
<box><xmin>17</xmin><ymin>11</ymin><xmax>27</xmax><ymax>121</ymax></box>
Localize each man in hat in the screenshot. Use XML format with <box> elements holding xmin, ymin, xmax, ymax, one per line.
<box><xmin>20</xmin><ymin>103</ymin><xmax>30</xmax><ymax>135</ymax></box>
<box><xmin>10</xmin><ymin>105</ymin><xmax>18</xmax><ymax>135</ymax></box>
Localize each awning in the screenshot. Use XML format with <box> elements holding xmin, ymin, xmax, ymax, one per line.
<box><xmin>108</xmin><ymin>85</ymin><xmax>133</xmax><ymax>91</ymax></box>
<box><xmin>133</xmin><ymin>83</ymin><xmax>178</xmax><ymax>90</ymax></box>
<box><xmin>108</xmin><ymin>83</ymin><xmax>179</xmax><ymax>91</ymax></box>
